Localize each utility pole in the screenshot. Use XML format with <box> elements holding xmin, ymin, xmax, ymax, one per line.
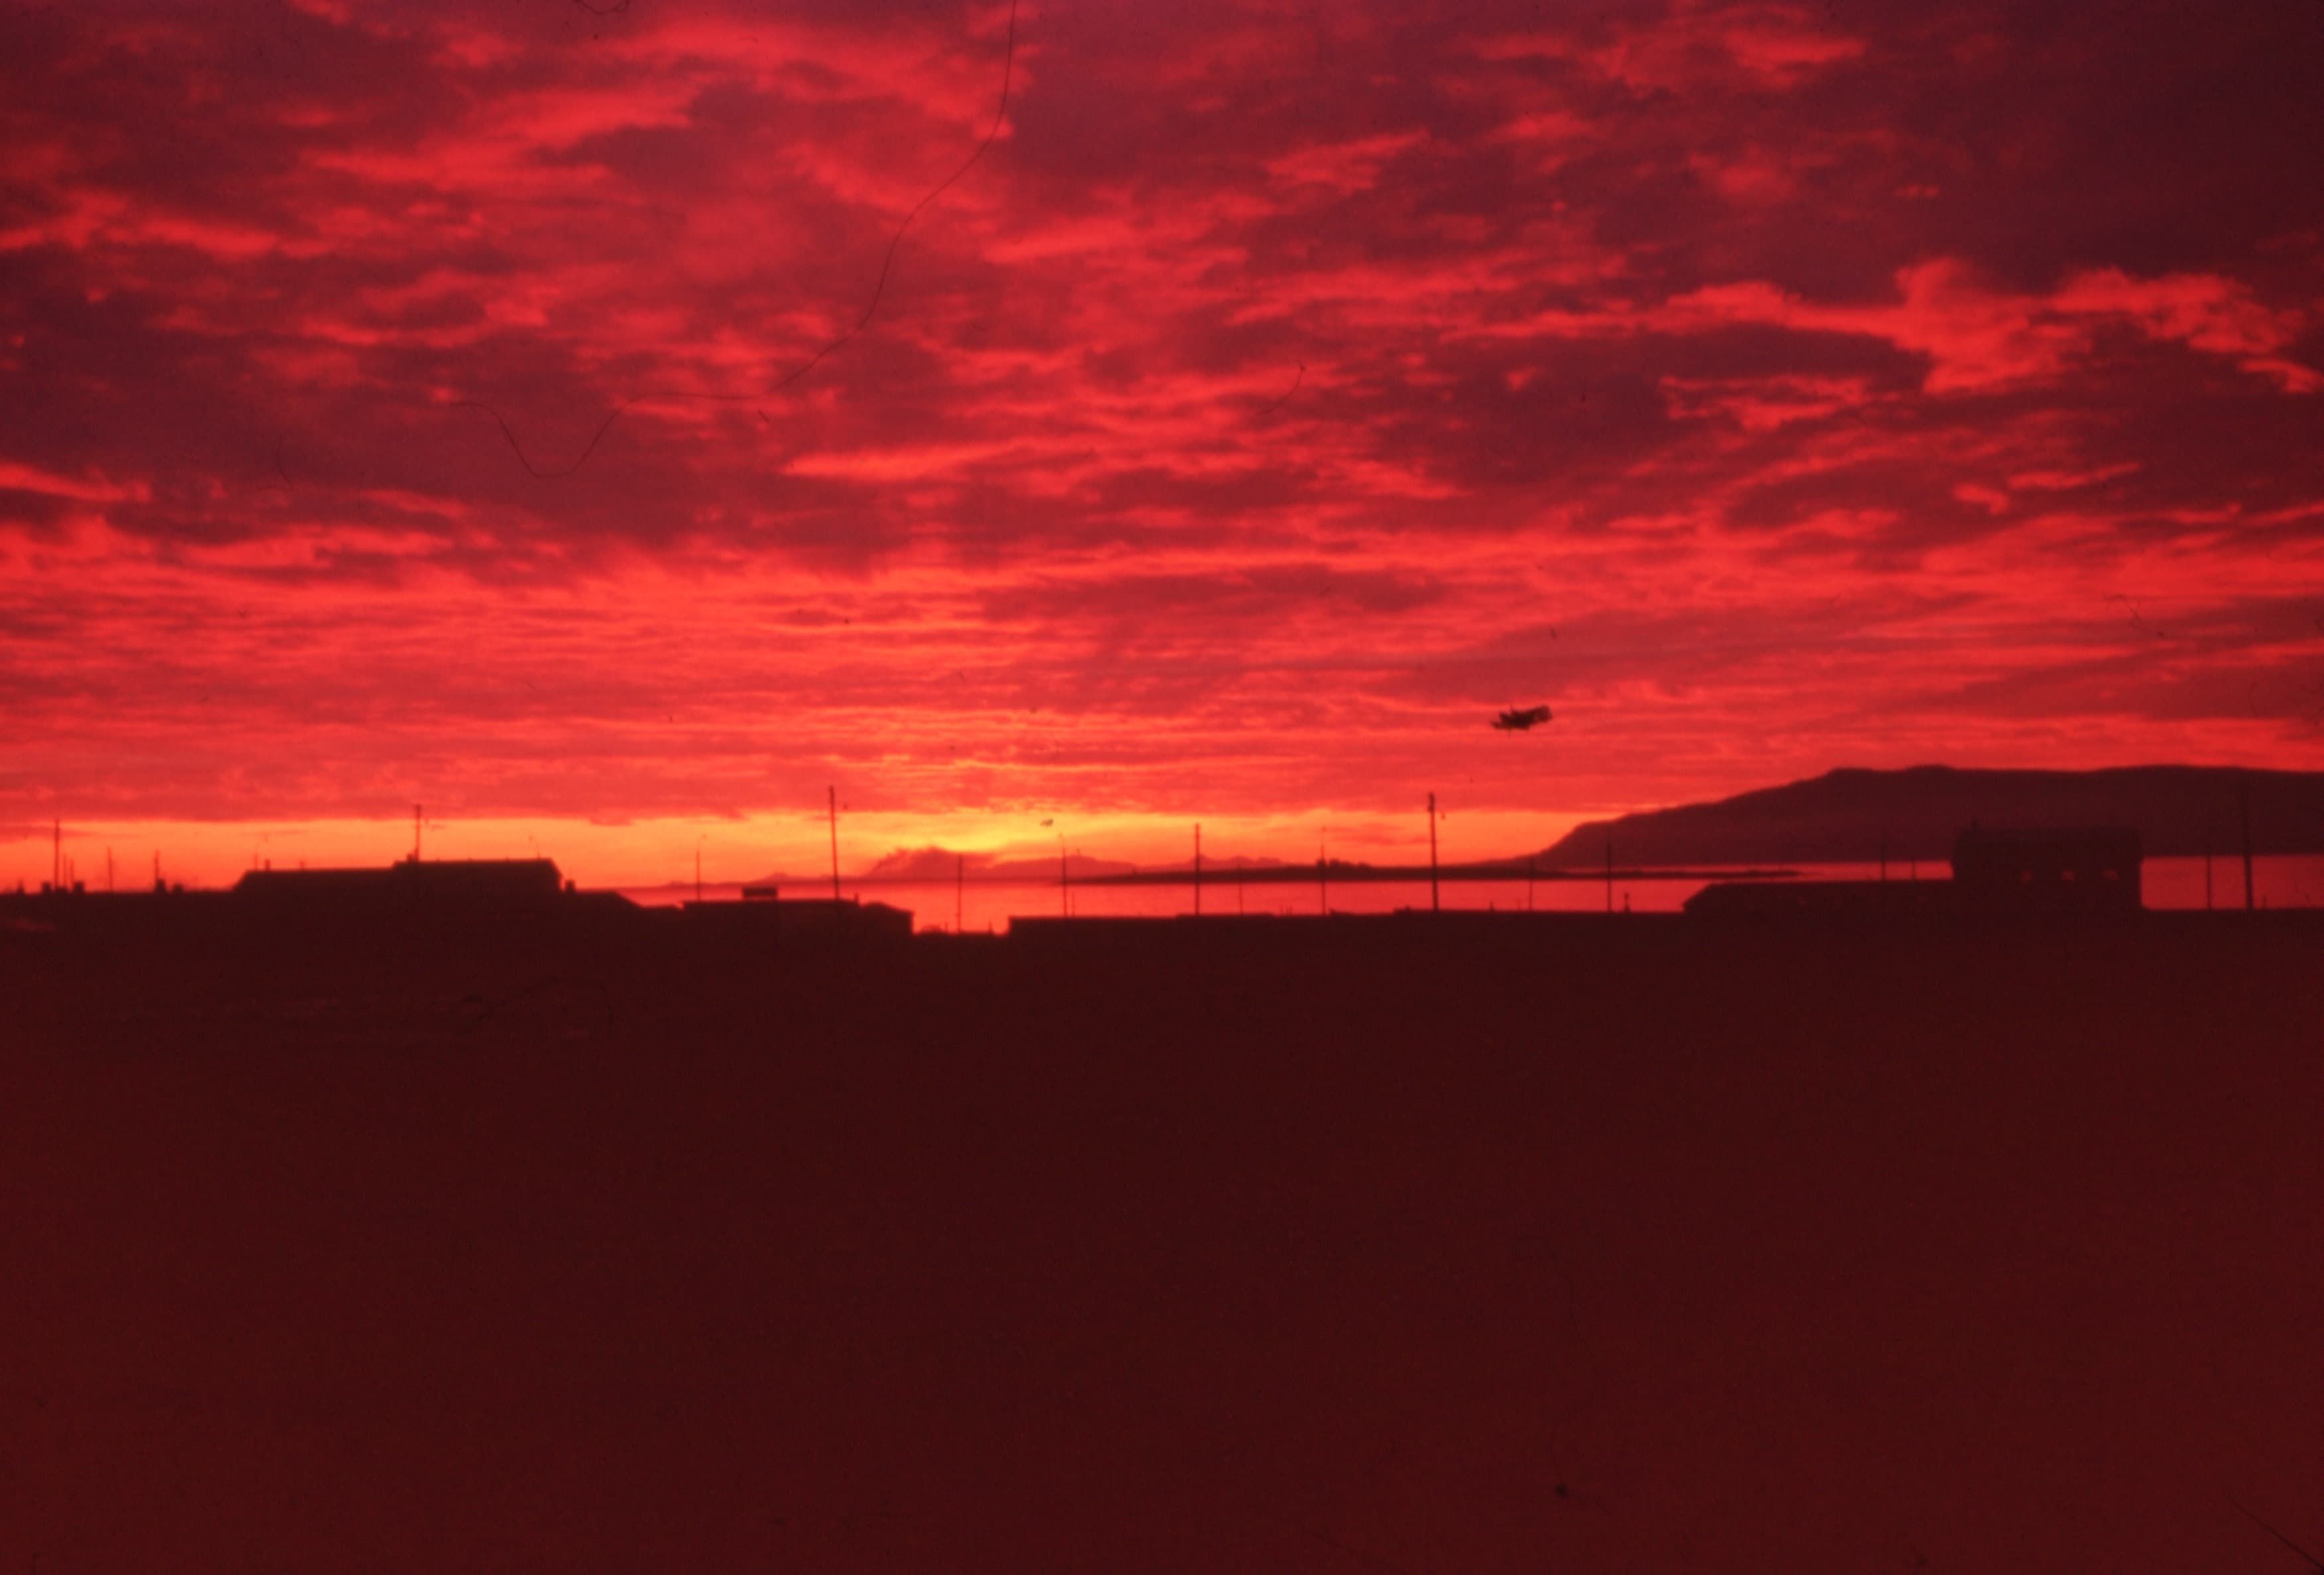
<box><xmin>413</xmin><ymin>803</ymin><xmax>423</xmax><ymax>862</ymax></box>
<box><xmin>2240</xmin><ymin>778</ymin><xmax>2255</xmax><ymax>911</ymax></box>
<box><xmin>1193</xmin><ymin>824</ymin><xmax>1202</xmax><ymax>916</ymax></box>
<box><xmin>1427</xmin><ymin>792</ymin><xmax>1439</xmax><ymax>913</ymax></box>
<box><xmin>828</xmin><ymin>787</ymin><xmax>841</xmax><ymax>902</ymax></box>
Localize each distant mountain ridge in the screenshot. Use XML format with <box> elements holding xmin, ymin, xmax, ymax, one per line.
<box><xmin>858</xmin><ymin>847</ymin><xmax>1142</xmax><ymax>882</ymax></box>
<box><xmin>1531</xmin><ymin>765</ymin><xmax>2324</xmax><ymax>867</ymax></box>
<box><xmin>852</xmin><ymin>846</ymin><xmax>1290</xmax><ymax>882</ymax></box>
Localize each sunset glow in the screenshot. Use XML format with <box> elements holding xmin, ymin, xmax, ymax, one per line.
<box><xmin>5</xmin><ymin>0</ymin><xmax>2321</xmax><ymax>888</ymax></box>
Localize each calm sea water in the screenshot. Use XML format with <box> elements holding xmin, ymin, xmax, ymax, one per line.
<box><xmin>620</xmin><ymin>855</ymin><xmax>2324</xmax><ymax>932</ymax></box>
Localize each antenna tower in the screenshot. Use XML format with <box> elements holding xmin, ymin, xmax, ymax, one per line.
<box><xmin>1427</xmin><ymin>794</ymin><xmax>1439</xmax><ymax>912</ymax></box>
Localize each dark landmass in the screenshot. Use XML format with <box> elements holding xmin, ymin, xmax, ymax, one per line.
<box><xmin>1533</xmin><ymin>763</ymin><xmax>2324</xmax><ymax>867</ymax></box>
<box><xmin>859</xmin><ymin>847</ymin><xmax>1144</xmax><ymax>883</ymax></box>
<box><xmin>1092</xmin><ymin>859</ymin><xmax>1292</xmax><ymax>883</ymax></box>
<box><xmin>853</xmin><ymin>849</ymin><xmax>1288</xmax><ymax>884</ymax></box>
<box><xmin>636</xmin><ymin>872</ymin><xmax>791</xmax><ymax>893</ymax></box>
<box><xmin>1081</xmin><ymin>861</ymin><xmax>1797</xmax><ymax>886</ymax></box>
<box><xmin>3</xmin><ymin>905</ymin><xmax>2319</xmax><ymax>1570</ymax></box>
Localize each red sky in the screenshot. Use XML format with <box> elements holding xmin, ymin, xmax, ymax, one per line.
<box><xmin>4</xmin><ymin>0</ymin><xmax>2322</xmax><ymax>886</ymax></box>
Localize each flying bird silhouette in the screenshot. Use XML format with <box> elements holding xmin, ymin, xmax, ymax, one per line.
<box><xmin>1493</xmin><ymin>704</ymin><xmax>1553</xmax><ymax>732</ymax></box>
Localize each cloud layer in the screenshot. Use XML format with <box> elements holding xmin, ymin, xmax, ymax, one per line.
<box><xmin>4</xmin><ymin>0</ymin><xmax>2321</xmax><ymax>879</ymax></box>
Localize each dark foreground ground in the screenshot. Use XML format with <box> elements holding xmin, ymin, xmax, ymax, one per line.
<box><xmin>3</xmin><ymin>912</ymin><xmax>2321</xmax><ymax>1572</ymax></box>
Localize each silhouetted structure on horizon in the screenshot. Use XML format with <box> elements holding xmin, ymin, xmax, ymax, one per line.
<box><xmin>1</xmin><ymin>857</ymin><xmax>917</xmax><ymax>946</ymax></box>
<box><xmin>1685</xmin><ymin>826</ymin><xmax>2144</xmax><ymax>918</ymax></box>
<box><xmin>1951</xmin><ymin>826</ymin><xmax>2141</xmax><ymax>911</ymax></box>
<box><xmin>235</xmin><ymin>857</ymin><xmax>569</xmax><ymax>910</ymax></box>
<box><xmin>1682</xmin><ymin>877</ymin><xmax>1957</xmax><ymax>919</ymax></box>
<box><xmin>683</xmin><ymin>892</ymin><xmax>913</xmax><ymax>942</ymax></box>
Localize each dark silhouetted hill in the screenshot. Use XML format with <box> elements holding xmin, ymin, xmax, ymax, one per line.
<box><xmin>857</xmin><ymin>847</ymin><xmax>1286</xmax><ymax>882</ymax></box>
<box><xmin>1126</xmin><ymin>855</ymin><xmax>1285</xmax><ymax>875</ymax></box>
<box><xmin>859</xmin><ymin>846</ymin><xmax>1138</xmax><ymax>881</ymax></box>
<box><xmin>1531</xmin><ymin>765</ymin><xmax>2324</xmax><ymax>866</ymax></box>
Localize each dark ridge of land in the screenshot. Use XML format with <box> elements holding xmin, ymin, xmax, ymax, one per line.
<box><xmin>2</xmin><ymin>910</ymin><xmax>2319</xmax><ymax>1570</ymax></box>
<box><xmin>783</xmin><ymin>855</ymin><xmax>1299</xmax><ymax>887</ymax></box>
<box><xmin>1076</xmin><ymin>861</ymin><xmax>1797</xmax><ymax>886</ymax></box>
<box><xmin>1533</xmin><ymin>763</ymin><xmax>2324</xmax><ymax>867</ymax></box>
<box><xmin>863</xmin><ymin>850</ymin><xmax>1148</xmax><ymax>881</ymax></box>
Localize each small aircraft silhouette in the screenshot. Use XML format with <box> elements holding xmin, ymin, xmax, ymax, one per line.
<box><xmin>1493</xmin><ymin>704</ymin><xmax>1553</xmax><ymax>732</ymax></box>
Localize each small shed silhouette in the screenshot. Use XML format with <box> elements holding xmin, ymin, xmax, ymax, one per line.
<box><xmin>1950</xmin><ymin>826</ymin><xmax>2141</xmax><ymax>911</ymax></box>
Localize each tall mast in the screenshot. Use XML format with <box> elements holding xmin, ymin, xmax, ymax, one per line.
<box><xmin>1427</xmin><ymin>793</ymin><xmax>1439</xmax><ymax>912</ymax></box>
<box><xmin>2240</xmin><ymin>777</ymin><xmax>2256</xmax><ymax>911</ymax></box>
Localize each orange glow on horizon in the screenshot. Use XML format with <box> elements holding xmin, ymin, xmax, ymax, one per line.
<box><xmin>4</xmin><ymin>805</ymin><xmax>1606</xmax><ymax>895</ymax></box>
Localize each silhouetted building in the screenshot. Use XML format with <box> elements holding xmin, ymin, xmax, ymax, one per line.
<box><xmin>1951</xmin><ymin>826</ymin><xmax>2141</xmax><ymax>912</ymax></box>
<box><xmin>678</xmin><ymin>894</ymin><xmax>913</xmax><ymax>942</ymax></box>
<box><xmin>1687</xmin><ymin>825</ymin><xmax>2144</xmax><ymax>918</ymax></box>
<box><xmin>233</xmin><ymin>857</ymin><xmax>567</xmax><ymax>913</ymax></box>
<box><xmin>1683</xmin><ymin>879</ymin><xmax>1956</xmax><ymax>918</ymax></box>
<box><xmin>777</xmin><ymin>896</ymin><xmax>913</xmax><ymax>940</ymax></box>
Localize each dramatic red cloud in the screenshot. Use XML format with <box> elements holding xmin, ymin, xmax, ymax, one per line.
<box><xmin>3</xmin><ymin>0</ymin><xmax>2321</xmax><ymax>884</ymax></box>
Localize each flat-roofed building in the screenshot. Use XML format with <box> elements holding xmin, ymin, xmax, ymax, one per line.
<box><xmin>1952</xmin><ymin>826</ymin><xmax>2141</xmax><ymax>911</ymax></box>
<box><xmin>1683</xmin><ymin>878</ymin><xmax>1958</xmax><ymax>918</ymax></box>
<box><xmin>233</xmin><ymin>857</ymin><xmax>567</xmax><ymax>912</ymax></box>
<box><xmin>1685</xmin><ymin>825</ymin><xmax>2144</xmax><ymax>918</ymax></box>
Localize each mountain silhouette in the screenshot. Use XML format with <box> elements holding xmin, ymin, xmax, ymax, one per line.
<box><xmin>1531</xmin><ymin>765</ymin><xmax>2324</xmax><ymax>867</ymax></box>
<box><xmin>1129</xmin><ymin>855</ymin><xmax>1286</xmax><ymax>875</ymax></box>
<box><xmin>859</xmin><ymin>846</ymin><xmax>1138</xmax><ymax>881</ymax></box>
